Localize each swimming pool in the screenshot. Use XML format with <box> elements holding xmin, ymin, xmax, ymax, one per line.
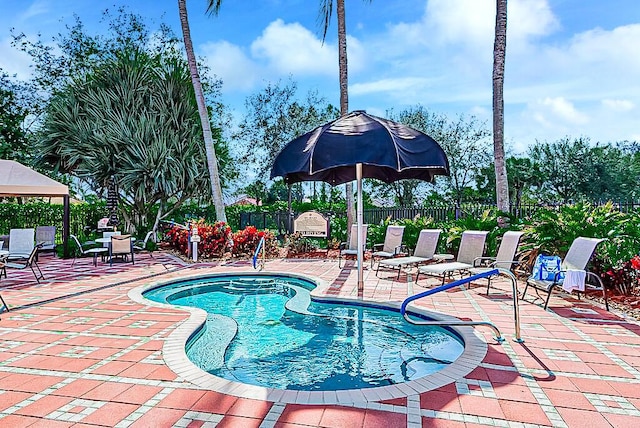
<box><xmin>143</xmin><ymin>274</ymin><xmax>466</xmax><ymax>391</ymax></box>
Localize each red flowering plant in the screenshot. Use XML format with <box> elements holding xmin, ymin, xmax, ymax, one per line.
<box><xmin>164</xmin><ymin>220</ymin><xmax>232</xmax><ymax>259</ymax></box>
<box><xmin>165</xmin><ymin>224</ymin><xmax>190</xmax><ymax>254</ymax></box>
<box><xmin>601</xmin><ymin>255</ymin><xmax>640</xmax><ymax>296</ymax></box>
<box><xmin>231</xmin><ymin>226</ymin><xmax>278</xmax><ymax>258</ymax></box>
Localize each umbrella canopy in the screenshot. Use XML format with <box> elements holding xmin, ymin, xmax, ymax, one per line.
<box><xmin>271</xmin><ymin>110</ymin><xmax>449</xmax><ymax>185</ymax></box>
<box><xmin>270</xmin><ymin>111</ymin><xmax>450</xmax><ymax>292</ymax></box>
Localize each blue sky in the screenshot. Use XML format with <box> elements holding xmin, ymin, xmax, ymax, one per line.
<box><xmin>1</xmin><ymin>0</ymin><xmax>639</xmax><ymax>153</ymax></box>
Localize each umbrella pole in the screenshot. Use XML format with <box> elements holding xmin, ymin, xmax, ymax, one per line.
<box><xmin>356</xmin><ymin>163</ymin><xmax>364</xmax><ymax>292</ymax></box>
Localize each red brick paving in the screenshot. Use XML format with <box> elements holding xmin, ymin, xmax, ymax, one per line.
<box><xmin>1</xmin><ymin>252</ymin><xmax>639</xmax><ymax>426</ymax></box>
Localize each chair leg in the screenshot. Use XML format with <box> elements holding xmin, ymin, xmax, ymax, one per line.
<box><xmin>602</xmin><ymin>286</ymin><xmax>609</xmax><ymax>311</ymax></box>
<box><xmin>0</xmin><ymin>293</ymin><xmax>8</xmax><ymax>314</ymax></box>
<box><xmin>486</xmin><ymin>277</ymin><xmax>492</xmax><ymax>295</ymax></box>
<box><xmin>543</xmin><ymin>285</ymin><xmax>555</xmax><ymax>310</ymax></box>
<box><xmin>30</xmin><ymin>261</ymin><xmax>44</xmax><ymax>283</ymax></box>
<box><xmin>521</xmin><ymin>282</ymin><xmax>530</xmax><ymax>300</ymax></box>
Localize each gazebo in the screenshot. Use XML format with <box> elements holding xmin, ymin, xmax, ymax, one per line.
<box><xmin>0</xmin><ymin>160</ymin><xmax>71</xmax><ymax>257</ymax></box>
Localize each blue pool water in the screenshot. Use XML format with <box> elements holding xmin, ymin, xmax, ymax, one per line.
<box><xmin>144</xmin><ymin>275</ymin><xmax>464</xmax><ymax>391</ymax></box>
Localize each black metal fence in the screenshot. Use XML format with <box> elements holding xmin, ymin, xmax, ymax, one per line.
<box><xmin>240</xmin><ymin>200</ymin><xmax>640</xmax><ymax>236</ymax></box>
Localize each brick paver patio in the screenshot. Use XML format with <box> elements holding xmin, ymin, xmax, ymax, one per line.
<box><xmin>1</xmin><ymin>251</ymin><xmax>639</xmax><ymax>427</ymax></box>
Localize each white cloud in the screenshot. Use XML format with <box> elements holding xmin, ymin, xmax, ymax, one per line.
<box><xmin>533</xmin><ymin>97</ymin><xmax>588</xmax><ymax>125</ymax></box>
<box><xmin>602</xmin><ymin>99</ymin><xmax>635</xmax><ymax>112</ymax></box>
<box><xmin>200</xmin><ymin>41</ymin><xmax>260</xmax><ymax>91</ymax></box>
<box><xmin>250</xmin><ymin>19</ymin><xmax>366</xmax><ymax>77</ymax></box>
<box><xmin>387</xmin><ymin>0</ymin><xmax>558</xmax><ymax>54</ymax></box>
<box><xmin>251</xmin><ymin>19</ymin><xmax>335</xmax><ymax>76</ymax></box>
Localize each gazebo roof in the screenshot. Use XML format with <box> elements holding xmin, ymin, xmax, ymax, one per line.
<box><xmin>0</xmin><ymin>160</ymin><xmax>69</xmax><ymax>197</ymax></box>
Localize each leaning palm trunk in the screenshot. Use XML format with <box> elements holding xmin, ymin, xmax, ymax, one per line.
<box><xmin>336</xmin><ymin>0</ymin><xmax>356</xmax><ymax>240</ymax></box>
<box><xmin>493</xmin><ymin>0</ymin><xmax>509</xmax><ymax>213</ymax></box>
<box><xmin>178</xmin><ymin>0</ymin><xmax>227</xmax><ymax>222</ymax></box>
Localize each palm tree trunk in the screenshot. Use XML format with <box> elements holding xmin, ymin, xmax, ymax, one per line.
<box><xmin>336</xmin><ymin>0</ymin><xmax>356</xmax><ymax>240</ymax></box>
<box><xmin>493</xmin><ymin>0</ymin><xmax>510</xmax><ymax>213</ymax></box>
<box><xmin>178</xmin><ymin>0</ymin><xmax>227</xmax><ymax>222</ymax></box>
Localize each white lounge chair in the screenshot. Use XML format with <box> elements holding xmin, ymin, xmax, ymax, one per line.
<box><xmin>7</xmin><ymin>228</ymin><xmax>35</xmax><ymax>260</ymax></box>
<box><xmin>5</xmin><ymin>243</ymin><xmax>44</xmax><ymax>283</ymax></box>
<box><xmin>371</xmin><ymin>225</ymin><xmax>405</xmax><ymax>268</ymax></box>
<box><xmin>339</xmin><ymin>224</ymin><xmax>368</xmax><ymax>268</ymax></box>
<box><xmin>523</xmin><ymin>237</ymin><xmax>608</xmax><ymax>310</ymax></box>
<box><xmin>35</xmin><ymin>226</ymin><xmax>56</xmax><ymax>256</ymax></box>
<box><xmin>468</xmin><ymin>230</ymin><xmax>524</xmax><ymax>294</ymax></box>
<box><xmin>377</xmin><ymin>229</ymin><xmax>442</xmax><ymax>279</ymax></box>
<box><xmin>416</xmin><ymin>230</ymin><xmax>489</xmax><ymax>285</ymax></box>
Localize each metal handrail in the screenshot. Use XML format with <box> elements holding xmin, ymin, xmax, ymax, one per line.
<box><xmin>400</xmin><ymin>269</ymin><xmax>523</xmax><ymax>343</ymax></box>
<box><xmin>252</xmin><ymin>237</ymin><xmax>265</xmax><ymax>270</ymax></box>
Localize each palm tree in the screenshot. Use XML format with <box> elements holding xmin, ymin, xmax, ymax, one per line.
<box><xmin>319</xmin><ymin>0</ymin><xmax>372</xmax><ymax>240</ymax></box>
<box><xmin>493</xmin><ymin>0</ymin><xmax>510</xmax><ymax>213</ymax></box>
<box><xmin>178</xmin><ymin>0</ymin><xmax>227</xmax><ymax>222</ymax></box>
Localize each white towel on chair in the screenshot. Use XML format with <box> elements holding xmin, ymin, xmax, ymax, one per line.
<box><xmin>563</xmin><ymin>269</ymin><xmax>586</xmax><ymax>292</ymax></box>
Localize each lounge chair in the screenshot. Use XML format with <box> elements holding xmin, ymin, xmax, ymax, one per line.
<box><xmin>133</xmin><ymin>231</ymin><xmax>155</xmax><ymax>258</ymax></box>
<box><xmin>468</xmin><ymin>230</ymin><xmax>524</xmax><ymax>294</ymax></box>
<box><xmin>522</xmin><ymin>237</ymin><xmax>608</xmax><ymax>310</ymax></box>
<box><xmin>416</xmin><ymin>230</ymin><xmax>489</xmax><ymax>285</ymax></box>
<box><xmin>35</xmin><ymin>226</ymin><xmax>56</xmax><ymax>255</ymax></box>
<box><xmin>109</xmin><ymin>234</ymin><xmax>134</xmax><ymax>266</ymax></box>
<box><xmin>339</xmin><ymin>224</ymin><xmax>368</xmax><ymax>268</ymax></box>
<box><xmin>5</xmin><ymin>243</ymin><xmax>45</xmax><ymax>283</ymax></box>
<box><xmin>7</xmin><ymin>228</ymin><xmax>35</xmax><ymax>260</ymax></box>
<box><xmin>71</xmin><ymin>235</ymin><xmax>108</xmax><ymax>267</ymax></box>
<box><xmin>371</xmin><ymin>225</ymin><xmax>405</xmax><ymax>268</ymax></box>
<box><xmin>377</xmin><ymin>229</ymin><xmax>441</xmax><ymax>279</ymax></box>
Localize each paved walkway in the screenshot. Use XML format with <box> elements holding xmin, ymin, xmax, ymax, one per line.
<box><xmin>0</xmin><ymin>252</ymin><xmax>639</xmax><ymax>427</ymax></box>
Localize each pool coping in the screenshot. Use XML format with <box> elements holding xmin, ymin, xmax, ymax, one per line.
<box><xmin>128</xmin><ymin>270</ymin><xmax>488</xmax><ymax>405</ymax></box>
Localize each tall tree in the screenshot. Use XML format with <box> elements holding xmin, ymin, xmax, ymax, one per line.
<box><xmin>319</xmin><ymin>0</ymin><xmax>369</xmax><ymax>240</ymax></box>
<box><xmin>0</xmin><ymin>72</ymin><xmax>31</xmax><ymax>163</ymax></box>
<box><xmin>37</xmin><ymin>48</ymin><xmax>234</xmax><ymax>233</ymax></box>
<box><xmin>492</xmin><ymin>0</ymin><xmax>510</xmax><ymax>212</ymax></box>
<box><xmin>389</xmin><ymin>106</ymin><xmax>492</xmax><ymax>206</ymax></box>
<box><xmin>178</xmin><ymin>0</ymin><xmax>227</xmax><ymax>222</ymax></box>
<box><xmin>235</xmin><ymin>79</ymin><xmax>339</xmax><ymax>179</ymax></box>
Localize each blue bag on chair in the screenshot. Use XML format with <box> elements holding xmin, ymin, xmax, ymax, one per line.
<box><xmin>532</xmin><ymin>254</ymin><xmax>564</xmax><ymax>281</ymax></box>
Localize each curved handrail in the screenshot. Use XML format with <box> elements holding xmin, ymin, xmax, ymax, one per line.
<box><xmin>401</xmin><ymin>269</ymin><xmax>523</xmax><ymax>343</ymax></box>
<box><xmin>252</xmin><ymin>237</ymin><xmax>265</xmax><ymax>270</ymax></box>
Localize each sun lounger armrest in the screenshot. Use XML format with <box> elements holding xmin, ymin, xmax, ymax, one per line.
<box><xmin>473</xmin><ymin>256</ymin><xmax>496</xmax><ymax>267</ymax></box>
<box><xmin>339</xmin><ymin>241</ymin><xmax>348</xmax><ymax>251</ymax></box>
<box><xmin>373</xmin><ymin>243</ymin><xmax>383</xmax><ymax>251</ymax></box>
<box><xmin>488</xmin><ymin>259</ymin><xmax>521</xmax><ymax>268</ymax></box>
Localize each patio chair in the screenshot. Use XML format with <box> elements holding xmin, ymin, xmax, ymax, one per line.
<box><xmin>468</xmin><ymin>230</ymin><xmax>524</xmax><ymax>294</ymax></box>
<box><xmin>71</xmin><ymin>235</ymin><xmax>108</xmax><ymax>267</ymax></box>
<box><xmin>339</xmin><ymin>224</ymin><xmax>368</xmax><ymax>268</ymax></box>
<box><xmin>101</xmin><ymin>231</ymin><xmax>121</xmax><ymax>250</ymax></box>
<box><xmin>371</xmin><ymin>225</ymin><xmax>405</xmax><ymax>268</ymax></box>
<box><xmin>522</xmin><ymin>237</ymin><xmax>609</xmax><ymax>310</ymax></box>
<box><xmin>35</xmin><ymin>226</ymin><xmax>56</xmax><ymax>256</ymax></box>
<box><xmin>5</xmin><ymin>243</ymin><xmax>45</xmax><ymax>283</ymax></box>
<box><xmin>416</xmin><ymin>230</ymin><xmax>489</xmax><ymax>285</ymax></box>
<box><xmin>377</xmin><ymin>229</ymin><xmax>442</xmax><ymax>279</ymax></box>
<box><xmin>109</xmin><ymin>234</ymin><xmax>134</xmax><ymax>266</ymax></box>
<box><xmin>133</xmin><ymin>231</ymin><xmax>155</xmax><ymax>258</ymax></box>
<box><xmin>7</xmin><ymin>228</ymin><xmax>35</xmax><ymax>260</ymax></box>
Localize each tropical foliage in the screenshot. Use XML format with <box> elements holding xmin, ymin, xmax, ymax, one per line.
<box><xmin>37</xmin><ymin>47</ymin><xmax>235</xmax><ymax>234</ymax></box>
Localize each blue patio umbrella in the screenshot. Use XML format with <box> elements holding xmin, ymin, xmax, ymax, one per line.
<box><xmin>271</xmin><ymin>111</ymin><xmax>450</xmax><ymax>291</ymax></box>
